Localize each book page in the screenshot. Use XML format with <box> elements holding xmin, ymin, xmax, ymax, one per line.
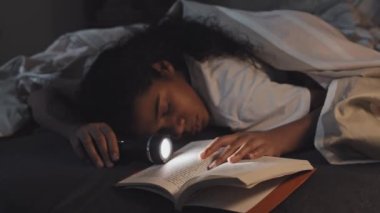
<box><xmin>200</xmin><ymin>156</ymin><xmax>313</xmax><ymax>188</ymax></box>
<box><xmin>117</xmin><ymin>140</ymin><xmax>313</xmax><ymax>209</ymax></box>
<box><xmin>177</xmin><ymin>157</ymin><xmax>312</xmax><ymax>209</ymax></box>
<box><xmin>117</xmin><ymin>140</ymin><xmax>213</xmax><ymax>198</ymax></box>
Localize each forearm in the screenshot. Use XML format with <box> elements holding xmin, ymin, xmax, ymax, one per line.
<box><xmin>28</xmin><ymin>88</ymin><xmax>83</xmax><ymax>139</ymax></box>
<box><xmin>276</xmin><ymin>76</ymin><xmax>325</xmax><ymax>153</ymax></box>
<box><xmin>272</xmin><ymin>107</ymin><xmax>321</xmax><ymax>155</ymax></box>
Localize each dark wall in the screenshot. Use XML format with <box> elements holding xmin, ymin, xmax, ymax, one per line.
<box><xmin>0</xmin><ymin>0</ymin><xmax>177</xmax><ymax>65</ymax></box>
<box><xmin>0</xmin><ymin>0</ymin><xmax>86</xmax><ymax>64</ymax></box>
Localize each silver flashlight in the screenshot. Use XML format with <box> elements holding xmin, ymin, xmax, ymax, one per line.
<box><xmin>118</xmin><ymin>134</ymin><xmax>173</xmax><ymax>164</ymax></box>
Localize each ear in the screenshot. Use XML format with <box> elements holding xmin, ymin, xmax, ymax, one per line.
<box><xmin>151</xmin><ymin>60</ymin><xmax>176</xmax><ymax>77</ymax></box>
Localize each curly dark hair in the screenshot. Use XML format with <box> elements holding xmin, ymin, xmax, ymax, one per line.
<box><xmin>77</xmin><ymin>17</ymin><xmax>257</xmax><ymax>136</ymax></box>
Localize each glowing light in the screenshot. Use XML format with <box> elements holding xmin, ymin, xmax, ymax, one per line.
<box><xmin>160</xmin><ymin>138</ymin><xmax>172</xmax><ymax>160</ymax></box>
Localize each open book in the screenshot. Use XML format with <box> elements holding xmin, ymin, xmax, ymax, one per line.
<box><xmin>116</xmin><ymin>140</ymin><xmax>314</xmax><ymax>212</ymax></box>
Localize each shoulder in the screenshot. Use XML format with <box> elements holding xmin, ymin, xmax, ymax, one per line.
<box><xmin>185</xmin><ymin>56</ymin><xmax>269</xmax><ymax>96</ymax></box>
<box><xmin>184</xmin><ymin>56</ymin><xmax>272</xmax><ymax>128</ymax></box>
<box><xmin>196</xmin><ymin>56</ymin><xmax>257</xmax><ymax>72</ymax></box>
<box><xmin>185</xmin><ymin>55</ymin><xmax>264</xmax><ymax>82</ymax></box>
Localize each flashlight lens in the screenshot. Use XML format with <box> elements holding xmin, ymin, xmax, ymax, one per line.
<box><xmin>160</xmin><ymin>138</ymin><xmax>172</xmax><ymax>160</ymax></box>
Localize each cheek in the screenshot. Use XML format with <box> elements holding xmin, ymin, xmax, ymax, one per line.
<box><xmin>165</xmin><ymin>80</ymin><xmax>208</xmax><ymax>117</ymax></box>
<box><xmin>175</xmin><ymin>87</ymin><xmax>206</xmax><ymax>113</ymax></box>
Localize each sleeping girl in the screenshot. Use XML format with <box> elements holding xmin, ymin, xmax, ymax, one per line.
<box><xmin>28</xmin><ymin>18</ymin><xmax>326</xmax><ymax>168</ymax></box>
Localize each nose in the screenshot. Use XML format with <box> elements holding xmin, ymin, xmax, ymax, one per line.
<box><xmin>164</xmin><ymin>116</ymin><xmax>185</xmax><ymax>138</ymax></box>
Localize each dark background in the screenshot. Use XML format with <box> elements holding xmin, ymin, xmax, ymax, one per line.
<box><xmin>0</xmin><ymin>0</ymin><xmax>175</xmax><ymax>64</ymax></box>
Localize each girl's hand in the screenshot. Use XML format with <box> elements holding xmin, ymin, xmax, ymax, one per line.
<box><xmin>69</xmin><ymin>122</ymin><xmax>120</xmax><ymax>168</ymax></box>
<box><xmin>200</xmin><ymin>131</ymin><xmax>285</xmax><ymax>169</ymax></box>
<box><xmin>200</xmin><ymin>109</ymin><xmax>319</xmax><ymax>169</ymax></box>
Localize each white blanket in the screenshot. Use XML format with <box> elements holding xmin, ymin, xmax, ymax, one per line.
<box><xmin>175</xmin><ymin>0</ymin><xmax>380</xmax><ymax>164</ymax></box>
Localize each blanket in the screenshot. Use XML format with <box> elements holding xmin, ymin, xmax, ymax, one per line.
<box><xmin>175</xmin><ymin>0</ymin><xmax>380</xmax><ymax>164</ymax></box>
<box><xmin>0</xmin><ymin>25</ymin><xmax>142</xmax><ymax>137</ymax></box>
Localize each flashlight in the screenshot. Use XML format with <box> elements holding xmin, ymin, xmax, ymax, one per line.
<box><xmin>118</xmin><ymin>134</ymin><xmax>173</xmax><ymax>164</ymax></box>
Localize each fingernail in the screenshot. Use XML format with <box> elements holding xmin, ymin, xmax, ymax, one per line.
<box><xmin>227</xmin><ymin>157</ymin><xmax>233</xmax><ymax>163</ymax></box>
<box><xmin>200</xmin><ymin>152</ymin><xmax>206</xmax><ymax>159</ymax></box>
<box><xmin>227</xmin><ymin>155</ymin><xmax>236</xmax><ymax>163</ymax></box>
<box><xmin>208</xmin><ymin>161</ymin><xmax>216</xmax><ymax>170</ymax></box>
<box><xmin>112</xmin><ymin>153</ymin><xmax>119</xmax><ymax>161</ymax></box>
<box><xmin>97</xmin><ymin>161</ymin><xmax>104</xmax><ymax>168</ymax></box>
<box><xmin>106</xmin><ymin>162</ymin><xmax>114</xmax><ymax>168</ymax></box>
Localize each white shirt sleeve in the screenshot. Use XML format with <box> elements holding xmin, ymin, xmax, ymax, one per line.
<box><xmin>186</xmin><ymin>56</ymin><xmax>311</xmax><ymax>131</ymax></box>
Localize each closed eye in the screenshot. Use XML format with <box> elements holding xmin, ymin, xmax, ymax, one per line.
<box><xmin>162</xmin><ymin>101</ymin><xmax>171</xmax><ymax>117</ymax></box>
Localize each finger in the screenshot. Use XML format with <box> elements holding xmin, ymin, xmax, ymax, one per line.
<box><xmin>89</xmin><ymin>128</ymin><xmax>114</xmax><ymax>168</ymax></box>
<box><xmin>228</xmin><ymin>143</ymin><xmax>255</xmax><ymax>163</ymax></box>
<box><xmin>209</xmin><ymin>138</ymin><xmax>247</xmax><ymax>168</ymax></box>
<box><xmin>79</xmin><ymin>133</ymin><xmax>104</xmax><ymax>168</ymax></box>
<box><xmin>201</xmin><ymin>134</ymin><xmax>238</xmax><ymax>159</ymax></box>
<box><xmin>100</xmin><ymin>124</ymin><xmax>120</xmax><ymax>162</ymax></box>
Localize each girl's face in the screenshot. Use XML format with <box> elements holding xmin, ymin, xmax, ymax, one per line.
<box><xmin>132</xmin><ymin>61</ymin><xmax>210</xmax><ymax>138</ymax></box>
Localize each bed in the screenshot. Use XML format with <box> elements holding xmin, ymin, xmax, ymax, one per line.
<box><xmin>1</xmin><ymin>0</ymin><xmax>380</xmax><ymax>212</ymax></box>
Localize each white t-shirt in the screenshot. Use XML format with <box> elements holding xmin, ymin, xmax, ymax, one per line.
<box><xmin>185</xmin><ymin>56</ymin><xmax>311</xmax><ymax>131</ymax></box>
